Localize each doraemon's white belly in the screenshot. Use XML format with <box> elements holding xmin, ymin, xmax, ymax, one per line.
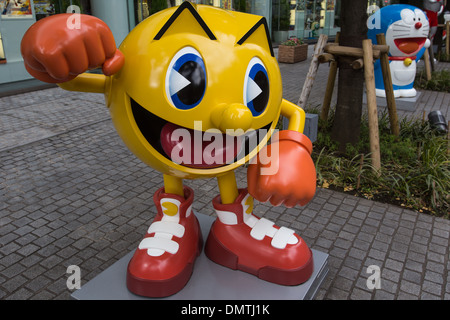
<box><xmin>390</xmin><ymin>60</ymin><xmax>416</xmax><ymax>86</ymax></box>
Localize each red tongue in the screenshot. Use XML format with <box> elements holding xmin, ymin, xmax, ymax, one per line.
<box><xmin>394</xmin><ymin>38</ymin><xmax>426</xmax><ymax>54</ymax></box>
<box><xmin>160</xmin><ymin>122</ymin><xmax>242</xmax><ymax>168</ymax></box>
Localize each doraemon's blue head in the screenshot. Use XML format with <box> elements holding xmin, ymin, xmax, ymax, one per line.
<box><xmin>368</xmin><ymin>4</ymin><xmax>429</xmax><ymax>57</ymax></box>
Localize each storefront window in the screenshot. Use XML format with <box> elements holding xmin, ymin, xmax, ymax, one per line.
<box><xmin>135</xmin><ymin>0</ymin><xmax>149</xmax><ymax>23</ymax></box>
<box><xmin>132</xmin><ymin>0</ymin><xmax>347</xmax><ymax>42</ymax></box>
<box><xmin>32</xmin><ymin>0</ymin><xmax>91</xmax><ymax>21</ymax></box>
<box><xmin>1</xmin><ymin>0</ymin><xmax>33</xmax><ymax>18</ymax></box>
<box><xmin>368</xmin><ymin>0</ymin><xmax>397</xmax><ymax>8</ymax></box>
<box><xmin>272</xmin><ymin>0</ymin><xmax>290</xmax><ymax>33</ymax></box>
<box><xmin>271</xmin><ymin>0</ymin><xmax>404</xmax><ymax>43</ymax></box>
<box><xmin>33</xmin><ymin>0</ymin><xmax>56</xmax><ymax>18</ymax></box>
<box><xmin>134</xmin><ymin>0</ymin><xmax>269</xmax><ymax>24</ymax></box>
<box><xmin>272</xmin><ymin>0</ymin><xmax>341</xmax><ymax>43</ymax></box>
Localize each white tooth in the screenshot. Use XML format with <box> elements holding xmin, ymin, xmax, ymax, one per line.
<box><xmin>247</xmin><ymin>77</ymin><xmax>263</xmax><ymax>103</ymax></box>
<box><xmin>170</xmin><ymin>70</ymin><xmax>191</xmax><ymax>96</ymax></box>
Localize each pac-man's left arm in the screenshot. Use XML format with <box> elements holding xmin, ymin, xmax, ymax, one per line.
<box><xmin>247</xmin><ymin>99</ymin><xmax>316</xmax><ymax>208</ymax></box>
<box><xmin>280</xmin><ymin>99</ymin><xmax>306</xmax><ymax>133</ymax></box>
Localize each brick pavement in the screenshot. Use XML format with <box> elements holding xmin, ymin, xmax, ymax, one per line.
<box><xmin>0</xmin><ymin>48</ymin><xmax>449</xmax><ymax>300</ymax></box>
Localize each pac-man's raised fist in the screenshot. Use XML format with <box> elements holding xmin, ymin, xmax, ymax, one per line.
<box><xmin>21</xmin><ymin>14</ymin><xmax>124</xmax><ymax>83</ymax></box>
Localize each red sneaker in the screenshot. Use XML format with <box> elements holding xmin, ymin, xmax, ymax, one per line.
<box><xmin>127</xmin><ymin>186</ymin><xmax>202</xmax><ymax>297</ymax></box>
<box><xmin>205</xmin><ymin>189</ymin><xmax>313</xmax><ymax>286</ymax></box>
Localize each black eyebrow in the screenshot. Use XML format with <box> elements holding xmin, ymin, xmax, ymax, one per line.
<box><xmin>236</xmin><ymin>17</ymin><xmax>274</xmax><ymax>57</ymax></box>
<box><xmin>153</xmin><ymin>2</ymin><xmax>216</xmax><ymax>41</ymax></box>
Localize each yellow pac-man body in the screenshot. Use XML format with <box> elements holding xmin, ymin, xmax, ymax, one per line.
<box><xmin>59</xmin><ymin>3</ymin><xmax>306</xmax><ymax>201</ymax></box>
<box><xmin>23</xmin><ymin>3</ymin><xmax>316</xmax><ymax>296</ymax></box>
<box><xmin>110</xmin><ymin>4</ymin><xmax>281</xmax><ymax>179</ymax></box>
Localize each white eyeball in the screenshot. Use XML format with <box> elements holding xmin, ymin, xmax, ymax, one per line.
<box><xmin>401</xmin><ymin>9</ymin><xmax>415</xmax><ymax>25</ymax></box>
<box><xmin>414</xmin><ymin>9</ymin><xmax>427</xmax><ymax>23</ymax></box>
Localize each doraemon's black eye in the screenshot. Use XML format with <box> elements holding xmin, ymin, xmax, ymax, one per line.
<box><xmin>166</xmin><ymin>47</ymin><xmax>206</xmax><ymax>110</ymax></box>
<box><xmin>244</xmin><ymin>57</ymin><xmax>269</xmax><ymax>117</ymax></box>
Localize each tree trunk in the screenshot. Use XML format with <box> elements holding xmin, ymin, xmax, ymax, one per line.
<box><xmin>331</xmin><ymin>0</ymin><xmax>368</xmax><ymax>152</ymax></box>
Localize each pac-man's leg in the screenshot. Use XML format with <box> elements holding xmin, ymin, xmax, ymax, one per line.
<box><xmin>163</xmin><ymin>174</ymin><xmax>185</xmax><ymax>197</ymax></box>
<box><xmin>217</xmin><ymin>171</ymin><xmax>239</xmax><ymax>204</ymax></box>
<box><xmin>205</xmin><ymin>171</ymin><xmax>314</xmax><ymax>286</ymax></box>
<box><xmin>126</xmin><ymin>175</ymin><xmax>202</xmax><ymax>297</ymax></box>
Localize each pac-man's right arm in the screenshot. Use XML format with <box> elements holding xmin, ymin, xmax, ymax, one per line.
<box><xmin>21</xmin><ymin>13</ymin><xmax>124</xmax><ymax>90</ymax></box>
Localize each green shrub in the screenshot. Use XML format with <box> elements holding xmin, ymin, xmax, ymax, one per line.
<box><xmin>311</xmin><ymin>108</ymin><xmax>449</xmax><ymax>218</ymax></box>
<box><xmin>437</xmin><ymin>52</ymin><xmax>450</xmax><ymax>62</ymax></box>
<box><xmin>415</xmin><ymin>70</ymin><xmax>450</xmax><ymax>93</ymax></box>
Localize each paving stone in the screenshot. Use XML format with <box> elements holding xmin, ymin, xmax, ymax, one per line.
<box><xmin>368</xmin><ymin>248</ymin><xmax>387</xmax><ymax>261</ymax></box>
<box><xmin>2</xmin><ymin>275</ymin><xmax>28</xmax><ymax>293</ymax></box>
<box><xmin>5</xmin><ymin>288</ymin><xmax>34</xmax><ymax>300</ymax></box>
<box><xmin>374</xmin><ymin>290</ymin><xmax>395</xmax><ymax>300</ymax></box>
<box><xmin>350</xmin><ymin>288</ymin><xmax>373</xmax><ymax>300</ymax></box>
<box><xmin>424</xmin><ymin>270</ymin><xmax>444</xmax><ymax>285</ymax></box>
<box><xmin>422</xmin><ymin>280</ymin><xmax>442</xmax><ymax>297</ymax></box>
<box><xmin>402</xmin><ymin>269</ymin><xmax>423</xmax><ymax>285</ymax></box>
<box><xmin>348</xmin><ymin>247</ymin><xmax>367</xmax><ymax>261</ymax></box>
<box><xmin>25</xmin><ymin>275</ymin><xmax>53</xmax><ymax>292</ymax></box>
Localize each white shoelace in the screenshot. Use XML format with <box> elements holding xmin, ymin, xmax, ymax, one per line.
<box><xmin>139</xmin><ymin>220</ymin><xmax>186</xmax><ymax>256</ymax></box>
<box><xmin>248</xmin><ymin>217</ymin><xmax>299</xmax><ymax>249</ymax></box>
<box><xmin>215</xmin><ymin>193</ymin><xmax>299</xmax><ymax>249</ymax></box>
<box><xmin>138</xmin><ymin>198</ymin><xmax>187</xmax><ymax>257</ymax></box>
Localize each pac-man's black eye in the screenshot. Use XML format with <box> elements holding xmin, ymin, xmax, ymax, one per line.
<box><xmin>244</xmin><ymin>57</ymin><xmax>269</xmax><ymax>117</ymax></box>
<box><xmin>166</xmin><ymin>47</ymin><xmax>206</xmax><ymax>110</ymax></box>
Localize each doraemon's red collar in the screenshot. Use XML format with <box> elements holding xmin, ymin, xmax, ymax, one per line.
<box><xmin>389</xmin><ymin>56</ymin><xmax>416</xmax><ymax>61</ymax></box>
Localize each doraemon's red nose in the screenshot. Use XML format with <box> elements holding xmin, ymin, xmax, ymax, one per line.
<box><xmin>415</xmin><ymin>22</ymin><xmax>422</xmax><ymax>29</ymax></box>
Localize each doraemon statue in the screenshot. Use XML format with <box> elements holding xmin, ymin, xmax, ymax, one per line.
<box><xmin>368</xmin><ymin>4</ymin><xmax>430</xmax><ymax>98</ymax></box>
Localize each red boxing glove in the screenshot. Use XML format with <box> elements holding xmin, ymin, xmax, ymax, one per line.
<box><xmin>21</xmin><ymin>14</ymin><xmax>124</xmax><ymax>83</ymax></box>
<box><xmin>247</xmin><ymin>130</ymin><xmax>316</xmax><ymax>208</ymax></box>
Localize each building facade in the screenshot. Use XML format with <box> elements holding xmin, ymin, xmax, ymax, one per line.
<box><xmin>0</xmin><ymin>0</ymin><xmax>405</xmax><ymax>87</ymax></box>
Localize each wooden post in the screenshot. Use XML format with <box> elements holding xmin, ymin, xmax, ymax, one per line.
<box><xmin>297</xmin><ymin>34</ymin><xmax>328</xmax><ymax>108</ymax></box>
<box><xmin>362</xmin><ymin>39</ymin><xmax>381</xmax><ymax>174</ymax></box>
<box><xmin>372</xmin><ymin>44</ymin><xmax>389</xmax><ymax>54</ymax></box>
<box><xmin>326</xmin><ymin>42</ymin><xmax>389</xmax><ymax>54</ymax></box>
<box><xmin>351</xmin><ymin>58</ymin><xmax>364</xmax><ymax>70</ymax></box>
<box><xmin>324</xmin><ymin>44</ymin><xmax>382</xmax><ymax>60</ymax></box>
<box><xmin>318</xmin><ymin>53</ymin><xmax>335</xmax><ymax>64</ymax></box>
<box><xmin>429</xmin><ymin>42</ymin><xmax>436</xmax><ymax>72</ymax></box>
<box><xmin>423</xmin><ymin>48</ymin><xmax>432</xmax><ymax>81</ymax></box>
<box><xmin>376</xmin><ymin>34</ymin><xmax>400</xmax><ymax>137</ymax></box>
<box><xmin>447</xmin><ymin>120</ymin><xmax>450</xmax><ymax>157</ymax></box>
<box><xmin>446</xmin><ymin>21</ymin><xmax>450</xmax><ymax>56</ymax></box>
<box><xmin>320</xmin><ymin>33</ymin><xmax>339</xmax><ymax>123</ymax></box>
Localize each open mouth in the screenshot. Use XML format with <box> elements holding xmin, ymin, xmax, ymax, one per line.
<box><xmin>394</xmin><ymin>37</ymin><xmax>426</xmax><ymax>55</ymax></box>
<box><xmin>130</xmin><ymin>98</ymin><xmax>271</xmax><ymax>169</ymax></box>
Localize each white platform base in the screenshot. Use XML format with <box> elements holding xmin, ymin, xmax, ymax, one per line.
<box><xmin>71</xmin><ymin>213</ymin><xmax>329</xmax><ymax>300</ymax></box>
